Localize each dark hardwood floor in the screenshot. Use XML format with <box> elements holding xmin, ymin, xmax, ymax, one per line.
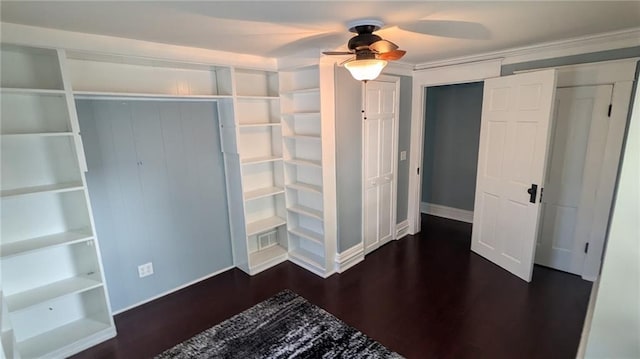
<box><xmin>73</xmin><ymin>215</ymin><xmax>592</xmax><ymax>359</ymax></box>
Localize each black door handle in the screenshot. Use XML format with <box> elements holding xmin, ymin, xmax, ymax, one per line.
<box><xmin>527</xmin><ymin>184</ymin><xmax>538</xmax><ymax>203</ymax></box>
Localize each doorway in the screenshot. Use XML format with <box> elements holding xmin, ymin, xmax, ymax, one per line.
<box><xmin>420</xmin><ymin>82</ymin><xmax>483</xmax><ymax>223</ymax></box>
<box><xmin>410</xmin><ymin>59</ymin><xmax>636</xmax><ymax>281</ymax></box>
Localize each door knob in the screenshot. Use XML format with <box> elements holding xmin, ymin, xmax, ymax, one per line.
<box><xmin>527</xmin><ymin>184</ymin><xmax>538</xmax><ymax>203</ymax></box>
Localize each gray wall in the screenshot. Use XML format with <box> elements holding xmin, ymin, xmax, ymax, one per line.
<box><xmin>396</xmin><ymin>75</ymin><xmax>413</xmax><ymax>223</ymax></box>
<box><xmin>78</xmin><ymin>100</ymin><xmax>233</xmax><ymax>312</ymax></box>
<box><xmin>421</xmin><ymin>82</ymin><xmax>483</xmax><ymax>211</ymax></box>
<box><xmin>335</xmin><ymin>66</ymin><xmax>363</xmax><ymax>252</ymax></box>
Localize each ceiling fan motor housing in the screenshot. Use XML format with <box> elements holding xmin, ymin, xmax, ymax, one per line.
<box><xmin>347</xmin><ymin>23</ymin><xmax>383</xmax><ymax>52</ymax></box>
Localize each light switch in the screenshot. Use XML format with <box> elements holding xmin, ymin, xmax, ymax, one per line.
<box><xmin>400</xmin><ymin>151</ymin><xmax>407</xmax><ymax>161</ymax></box>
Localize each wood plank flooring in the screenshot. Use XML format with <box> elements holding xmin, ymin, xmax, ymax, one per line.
<box><xmin>73</xmin><ymin>215</ymin><xmax>592</xmax><ymax>359</ymax></box>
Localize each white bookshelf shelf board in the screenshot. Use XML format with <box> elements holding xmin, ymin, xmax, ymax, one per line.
<box><xmin>241</xmin><ymin>156</ymin><xmax>283</xmax><ymax>165</ymax></box>
<box><xmin>73</xmin><ymin>91</ymin><xmax>232</xmax><ymax>101</ymax></box>
<box><xmin>280</xmin><ymin>87</ymin><xmax>320</xmax><ymax>95</ymax></box>
<box><xmin>288</xmin><ymin>227</ymin><xmax>323</xmax><ymax>245</ymax></box>
<box><xmin>244</xmin><ymin>186</ymin><xmax>285</xmax><ymax>202</ymax></box>
<box><xmin>246</xmin><ymin>216</ymin><xmax>287</xmax><ymax>236</ymax></box>
<box><xmin>238</xmin><ymin>123</ymin><xmax>281</xmax><ymax>128</ymax></box>
<box><xmin>285</xmin><ymin>159</ymin><xmax>322</xmax><ymax>168</ymax></box>
<box><xmin>1</xmin><ymin>132</ymin><xmax>74</xmax><ymax>138</ymax></box>
<box><xmin>6</xmin><ymin>274</ymin><xmax>102</xmax><ymax>313</ymax></box>
<box><xmin>282</xmin><ymin>111</ymin><xmax>321</xmax><ymax>118</ymax></box>
<box><xmin>236</xmin><ymin>95</ymin><xmax>280</xmax><ymax>100</ymax></box>
<box><xmin>0</xmin><ymin>182</ymin><xmax>84</xmax><ymax>198</ymax></box>
<box><xmin>287</xmin><ymin>204</ymin><xmax>323</xmax><ymax>221</ymax></box>
<box><xmin>0</xmin><ymin>229</ymin><xmax>93</xmax><ymax>258</ymax></box>
<box><xmin>286</xmin><ymin>182</ymin><xmax>322</xmax><ymax>194</ymax></box>
<box><xmin>249</xmin><ymin>244</ymin><xmax>287</xmax><ymax>269</ymax></box>
<box><xmin>284</xmin><ymin>135</ymin><xmax>321</xmax><ymax>141</ymax></box>
<box><xmin>0</xmin><ymin>88</ymin><xmax>66</xmax><ymax>95</ymax></box>
<box><xmin>16</xmin><ymin>318</ymin><xmax>112</xmax><ymax>359</ymax></box>
<box><xmin>288</xmin><ymin>247</ymin><xmax>324</xmax><ymax>270</ymax></box>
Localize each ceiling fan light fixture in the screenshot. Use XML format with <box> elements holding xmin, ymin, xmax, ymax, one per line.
<box><xmin>344</xmin><ymin>59</ymin><xmax>387</xmax><ymax>81</ymax></box>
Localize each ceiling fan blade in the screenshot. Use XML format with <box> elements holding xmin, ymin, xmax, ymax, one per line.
<box><xmin>399</xmin><ymin>20</ymin><xmax>491</xmax><ymax>40</ymax></box>
<box><xmin>369</xmin><ymin>39</ymin><xmax>399</xmax><ymax>54</ymax></box>
<box><xmin>322</xmin><ymin>51</ymin><xmax>354</xmax><ymax>55</ymax></box>
<box><xmin>377</xmin><ymin>50</ymin><xmax>406</xmax><ymax>61</ymax></box>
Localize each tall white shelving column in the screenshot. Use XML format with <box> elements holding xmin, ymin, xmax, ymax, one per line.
<box><xmin>221</xmin><ymin>68</ymin><xmax>289</xmax><ymax>275</ymax></box>
<box><xmin>0</xmin><ymin>44</ymin><xmax>116</xmax><ymax>358</ymax></box>
<box><xmin>279</xmin><ymin>62</ymin><xmax>337</xmax><ymax>277</ymax></box>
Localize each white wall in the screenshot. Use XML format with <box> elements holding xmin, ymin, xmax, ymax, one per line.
<box><xmin>584</xmin><ymin>85</ymin><xmax>640</xmax><ymax>357</ymax></box>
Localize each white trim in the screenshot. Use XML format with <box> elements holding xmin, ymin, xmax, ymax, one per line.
<box><xmin>289</xmin><ymin>256</ymin><xmax>335</xmax><ymax>278</ymax></box>
<box><xmin>576</xmin><ymin>279</ymin><xmax>601</xmax><ymax>358</ymax></box>
<box><xmin>0</xmin><ymin>22</ymin><xmax>277</xmax><ymax>70</ymax></box>
<box><xmin>415</xmin><ymin>27</ymin><xmax>640</xmax><ymax>69</ymax></box>
<box><xmin>515</xmin><ymin>58</ymin><xmax>640</xmax><ymax>86</ymax></box>
<box><xmin>383</xmin><ymin>61</ymin><xmax>414</xmax><ymax>77</ymax></box>
<box><xmin>112</xmin><ymin>265</ymin><xmax>234</xmax><ymax>315</ymax></box>
<box><xmin>421</xmin><ymin>202</ymin><xmax>474</xmax><ymax>224</ymax></box>
<box><xmin>334</xmin><ymin>243</ymin><xmax>365</xmax><ymax>273</ymax></box>
<box><xmin>407</xmin><ymin>59</ymin><xmax>501</xmax><ymax>235</ymax></box>
<box><xmin>395</xmin><ymin>220</ymin><xmax>410</xmax><ymax>239</ymax></box>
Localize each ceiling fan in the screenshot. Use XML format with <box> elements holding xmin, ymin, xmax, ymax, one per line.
<box><xmin>322</xmin><ymin>20</ymin><xmax>406</xmax><ymax>81</ymax></box>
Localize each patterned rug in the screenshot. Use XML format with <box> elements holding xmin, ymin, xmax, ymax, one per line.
<box><xmin>156</xmin><ymin>290</ymin><xmax>404</xmax><ymax>358</ymax></box>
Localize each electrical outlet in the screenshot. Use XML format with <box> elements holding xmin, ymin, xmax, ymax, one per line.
<box><xmin>400</xmin><ymin>151</ymin><xmax>407</xmax><ymax>161</ymax></box>
<box><xmin>138</xmin><ymin>262</ymin><xmax>154</xmax><ymax>278</ymax></box>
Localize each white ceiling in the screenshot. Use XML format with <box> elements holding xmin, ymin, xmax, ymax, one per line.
<box><xmin>1</xmin><ymin>1</ymin><xmax>639</xmax><ymax>65</ymax></box>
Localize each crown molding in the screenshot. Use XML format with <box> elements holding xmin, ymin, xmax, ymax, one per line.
<box><xmin>0</xmin><ymin>22</ymin><xmax>278</xmax><ymax>69</ymax></box>
<box><xmin>383</xmin><ymin>61</ymin><xmax>414</xmax><ymax>77</ymax></box>
<box><xmin>415</xmin><ymin>27</ymin><xmax>640</xmax><ymax>70</ymax></box>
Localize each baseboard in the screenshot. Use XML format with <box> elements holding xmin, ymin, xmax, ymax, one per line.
<box><xmin>112</xmin><ymin>265</ymin><xmax>234</xmax><ymax>315</ymax></box>
<box><xmin>420</xmin><ymin>202</ymin><xmax>474</xmax><ymax>223</ymax></box>
<box><xmin>395</xmin><ymin>220</ymin><xmax>410</xmax><ymax>239</ymax></box>
<box><xmin>334</xmin><ymin>243</ymin><xmax>365</xmax><ymax>273</ymax></box>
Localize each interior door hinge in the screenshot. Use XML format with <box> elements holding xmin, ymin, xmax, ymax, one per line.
<box><xmin>608</xmin><ymin>104</ymin><xmax>612</xmax><ymax>117</ymax></box>
<box><xmin>584</xmin><ymin>242</ymin><xmax>590</xmax><ymax>253</ymax></box>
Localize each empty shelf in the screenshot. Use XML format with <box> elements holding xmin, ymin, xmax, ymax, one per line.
<box><xmin>246</xmin><ymin>216</ymin><xmax>286</xmax><ymax>236</ymax></box>
<box><xmin>286</xmin><ymin>182</ymin><xmax>322</xmax><ymax>194</ymax></box>
<box><xmin>285</xmin><ymin>159</ymin><xmax>322</xmax><ymax>168</ymax></box>
<box><xmin>289</xmin><ymin>248</ymin><xmax>324</xmax><ymax>269</ymax></box>
<box><xmin>280</xmin><ymin>87</ymin><xmax>320</xmax><ymax>95</ymax></box>
<box><xmin>238</xmin><ymin>122</ymin><xmax>281</xmax><ymax>128</ymax></box>
<box><xmin>283</xmin><ymin>135</ymin><xmax>321</xmax><ymax>141</ymax></box>
<box><xmin>1</xmin><ymin>182</ymin><xmax>84</xmax><ymax>198</ymax></box>
<box><xmin>6</xmin><ymin>274</ymin><xmax>103</xmax><ymax>312</ymax></box>
<box><xmin>249</xmin><ymin>244</ymin><xmax>287</xmax><ymax>269</ymax></box>
<box><xmin>244</xmin><ymin>186</ymin><xmax>284</xmax><ymax>201</ymax></box>
<box><xmin>287</xmin><ymin>204</ymin><xmax>323</xmax><ymax>220</ymax></box>
<box><xmin>1</xmin><ymin>132</ymin><xmax>74</xmax><ymax>138</ymax></box>
<box><xmin>289</xmin><ymin>227</ymin><xmax>323</xmax><ymax>245</ymax></box>
<box><xmin>1</xmin><ymin>228</ymin><xmax>93</xmax><ymax>258</ymax></box>
<box><xmin>241</xmin><ymin>156</ymin><xmax>283</xmax><ymax>165</ymax></box>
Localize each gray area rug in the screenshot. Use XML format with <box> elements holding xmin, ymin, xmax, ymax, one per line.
<box><xmin>156</xmin><ymin>289</ymin><xmax>404</xmax><ymax>358</ymax></box>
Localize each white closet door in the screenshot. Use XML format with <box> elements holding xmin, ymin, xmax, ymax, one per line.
<box><xmin>364</xmin><ymin>80</ymin><xmax>397</xmax><ymax>254</ymax></box>
<box><xmin>471</xmin><ymin>69</ymin><xmax>557</xmax><ymax>282</ymax></box>
<box><xmin>535</xmin><ymin>85</ymin><xmax>613</xmax><ymax>275</ymax></box>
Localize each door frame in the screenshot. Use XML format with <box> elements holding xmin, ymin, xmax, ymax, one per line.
<box><xmin>406</xmin><ymin>57</ymin><xmax>638</xmax><ymax>281</ymax></box>
<box><xmin>407</xmin><ymin>59</ymin><xmax>502</xmax><ymax>235</ymax></box>
<box><xmin>361</xmin><ymin>75</ymin><xmax>401</xmax><ymax>254</ymax></box>
<box><xmin>517</xmin><ymin>58</ymin><xmax>638</xmax><ymax>280</ymax></box>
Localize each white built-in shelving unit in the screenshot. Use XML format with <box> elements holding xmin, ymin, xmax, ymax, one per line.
<box><xmin>279</xmin><ymin>64</ymin><xmax>337</xmax><ymax>277</ymax></box>
<box><xmin>0</xmin><ymin>44</ymin><xmax>116</xmax><ymax>358</ymax></box>
<box><xmin>220</xmin><ymin>68</ymin><xmax>290</xmax><ymax>275</ymax></box>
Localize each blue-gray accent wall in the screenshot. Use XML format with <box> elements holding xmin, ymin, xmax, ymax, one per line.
<box><xmin>78</xmin><ymin>100</ymin><xmax>233</xmax><ymax>312</ymax></box>
<box><xmin>421</xmin><ymin>82</ymin><xmax>483</xmax><ymax>211</ymax></box>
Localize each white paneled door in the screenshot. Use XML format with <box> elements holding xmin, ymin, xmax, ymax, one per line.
<box><xmin>535</xmin><ymin>85</ymin><xmax>613</xmax><ymax>275</ymax></box>
<box><xmin>471</xmin><ymin>70</ymin><xmax>557</xmax><ymax>282</ymax></box>
<box><xmin>364</xmin><ymin>79</ymin><xmax>398</xmax><ymax>255</ymax></box>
